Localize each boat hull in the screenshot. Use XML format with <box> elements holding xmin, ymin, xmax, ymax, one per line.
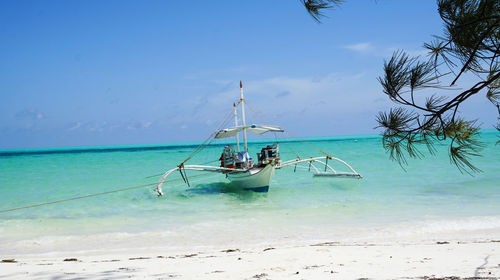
<box><xmin>227</xmin><ymin>164</ymin><xmax>275</xmax><ymax>192</ymax></box>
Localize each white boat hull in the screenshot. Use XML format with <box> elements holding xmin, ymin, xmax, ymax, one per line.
<box><xmin>227</xmin><ymin>164</ymin><xmax>275</xmax><ymax>192</ymax></box>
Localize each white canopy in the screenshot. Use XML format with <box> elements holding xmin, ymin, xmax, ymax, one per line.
<box><xmin>215</xmin><ymin>124</ymin><xmax>284</xmax><ymax>139</ymax></box>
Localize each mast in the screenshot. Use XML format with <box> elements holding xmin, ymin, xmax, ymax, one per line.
<box><xmin>233</xmin><ymin>102</ymin><xmax>240</xmax><ymax>153</ymax></box>
<box><xmin>240</xmin><ymin>80</ymin><xmax>248</xmax><ymax>152</ymax></box>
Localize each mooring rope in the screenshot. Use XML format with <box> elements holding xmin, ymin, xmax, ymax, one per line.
<box><xmin>0</xmin><ymin>173</ymin><xmax>214</xmax><ymax>214</ymax></box>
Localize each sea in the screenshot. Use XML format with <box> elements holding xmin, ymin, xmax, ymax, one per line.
<box><xmin>1</xmin><ymin>131</ymin><xmax>499</xmax><ymax>255</ymax></box>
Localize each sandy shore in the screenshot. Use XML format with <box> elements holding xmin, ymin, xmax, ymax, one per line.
<box><xmin>2</xmin><ymin>238</ymin><xmax>500</xmax><ymax>279</ymax></box>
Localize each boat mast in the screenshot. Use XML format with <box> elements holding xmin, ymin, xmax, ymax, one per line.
<box><xmin>234</xmin><ymin>102</ymin><xmax>240</xmax><ymax>153</ymax></box>
<box><xmin>240</xmin><ymin>80</ymin><xmax>248</xmax><ymax>152</ymax></box>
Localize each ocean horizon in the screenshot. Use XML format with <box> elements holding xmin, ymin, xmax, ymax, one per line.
<box><xmin>0</xmin><ymin>132</ymin><xmax>382</xmax><ymax>155</ymax></box>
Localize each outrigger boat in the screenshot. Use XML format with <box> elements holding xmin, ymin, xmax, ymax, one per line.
<box><xmin>155</xmin><ymin>81</ymin><xmax>361</xmax><ymax>196</ymax></box>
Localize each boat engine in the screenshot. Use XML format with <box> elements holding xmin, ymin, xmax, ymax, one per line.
<box><xmin>220</xmin><ymin>146</ymin><xmax>235</xmax><ymax>168</ymax></box>
<box><xmin>258</xmin><ymin>143</ymin><xmax>279</xmax><ymax>166</ymax></box>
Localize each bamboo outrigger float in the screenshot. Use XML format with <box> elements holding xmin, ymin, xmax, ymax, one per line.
<box><xmin>155</xmin><ymin>81</ymin><xmax>361</xmax><ymax>196</ymax></box>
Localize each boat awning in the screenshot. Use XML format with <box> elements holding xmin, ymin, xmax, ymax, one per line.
<box><xmin>215</xmin><ymin>124</ymin><xmax>284</xmax><ymax>139</ymax></box>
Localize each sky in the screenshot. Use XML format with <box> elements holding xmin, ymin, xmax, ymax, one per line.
<box><xmin>0</xmin><ymin>0</ymin><xmax>497</xmax><ymax>149</ymax></box>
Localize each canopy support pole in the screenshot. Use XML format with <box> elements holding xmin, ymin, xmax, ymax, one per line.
<box><xmin>240</xmin><ymin>81</ymin><xmax>248</xmax><ymax>152</ymax></box>
<box><xmin>234</xmin><ymin>103</ymin><xmax>240</xmax><ymax>153</ymax></box>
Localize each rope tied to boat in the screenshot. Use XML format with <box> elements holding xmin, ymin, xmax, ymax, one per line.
<box><xmin>0</xmin><ymin>182</ymin><xmax>155</xmax><ymax>214</ymax></box>
<box><xmin>0</xmin><ymin>173</ymin><xmax>215</xmax><ymax>214</ymax></box>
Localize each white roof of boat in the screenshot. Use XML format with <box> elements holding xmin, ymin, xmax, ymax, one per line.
<box><xmin>215</xmin><ymin>124</ymin><xmax>284</xmax><ymax>139</ymax></box>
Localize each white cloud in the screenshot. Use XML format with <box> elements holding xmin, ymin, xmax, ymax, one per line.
<box><xmin>142</xmin><ymin>121</ymin><xmax>152</xmax><ymax>128</ymax></box>
<box><xmin>343</xmin><ymin>42</ymin><xmax>374</xmax><ymax>52</ymax></box>
<box><xmin>205</xmin><ymin>119</ymin><xmax>214</xmax><ymax>126</ymax></box>
<box><xmin>65</xmin><ymin>120</ymin><xmax>153</xmax><ymax>132</ymax></box>
<box><xmin>87</xmin><ymin>121</ymin><xmax>107</xmax><ymax>132</ymax></box>
<box><xmin>15</xmin><ymin>109</ymin><xmax>45</xmax><ymax>120</ymax></box>
<box><xmin>171</xmin><ymin>72</ymin><xmax>383</xmax><ymax>133</ymax></box>
<box><xmin>344</xmin><ymin>42</ymin><xmax>430</xmax><ymax>58</ymax></box>
<box><xmin>67</xmin><ymin>122</ymin><xmax>82</xmax><ymax>131</ymax></box>
<box><xmin>127</xmin><ymin>121</ymin><xmax>153</xmax><ymax>130</ymax></box>
<box><xmin>275</xmin><ymin>91</ymin><xmax>290</xmax><ymax>98</ymax></box>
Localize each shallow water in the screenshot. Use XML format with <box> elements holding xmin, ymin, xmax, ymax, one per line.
<box><xmin>0</xmin><ymin>131</ymin><xmax>499</xmax><ymax>254</ymax></box>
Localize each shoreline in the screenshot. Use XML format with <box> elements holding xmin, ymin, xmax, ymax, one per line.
<box><xmin>2</xmin><ymin>237</ymin><xmax>499</xmax><ymax>279</ymax></box>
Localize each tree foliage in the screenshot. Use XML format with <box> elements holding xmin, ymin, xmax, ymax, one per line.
<box><xmin>304</xmin><ymin>0</ymin><xmax>499</xmax><ymax>173</ymax></box>
<box><xmin>301</xmin><ymin>0</ymin><xmax>344</xmax><ymax>22</ymax></box>
<box><xmin>376</xmin><ymin>0</ymin><xmax>499</xmax><ymax>174</ymax></box>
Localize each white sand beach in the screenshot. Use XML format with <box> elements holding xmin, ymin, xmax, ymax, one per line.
<box><xmin>2</xmin><ymin>236</ymin><xmax>500</xmax><ymax>279</ymax></box>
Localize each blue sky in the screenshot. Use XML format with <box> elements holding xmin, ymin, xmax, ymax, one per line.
<box><xmin>0</xmin><ymin>0</ymin><xmax>497</xmax><ymax>149</ymax></box>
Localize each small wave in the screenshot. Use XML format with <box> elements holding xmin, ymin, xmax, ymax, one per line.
<box><xmin>368</xmin><ymin>215</ymin><xmax>500</xmax><ymax>239</ymax></box>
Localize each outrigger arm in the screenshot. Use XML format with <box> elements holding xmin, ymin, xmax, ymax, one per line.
<box><xmin>155</xmin><ymin>165</ymin><xmax>248</xmax><ymax>196</ymax></box>
<box><xmin>277</xmin><ymin>156</ymin><xmax>362</xmax><ymax>179</ymax></box>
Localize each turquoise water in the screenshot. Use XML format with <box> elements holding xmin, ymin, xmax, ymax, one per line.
<box><xmin>1</xmin><ymin>131</ymin><xmax>499</xmax><ymax>254</ymax></box>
